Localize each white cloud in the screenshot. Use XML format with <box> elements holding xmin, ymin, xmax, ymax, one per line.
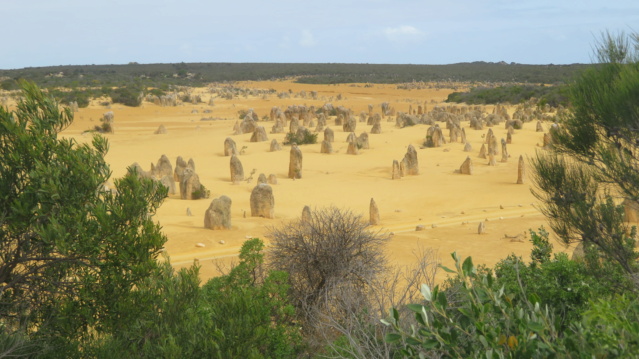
<box><xmin>299</xmin><ymin>30</ymin><xmax>316</xmax><ymax>47</ymax></box>
<box><xmin>384</xmin><ymin>25</ymin><xmax>425</xmax><ymax>42</ymax></box>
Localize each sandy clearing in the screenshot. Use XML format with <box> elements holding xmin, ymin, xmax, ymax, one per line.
<box><xmin>57</xmin><ymin>80</ymin><xmax>574</xmax><ymax>284</ymax></box>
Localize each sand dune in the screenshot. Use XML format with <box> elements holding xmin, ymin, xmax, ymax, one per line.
<box><xmin>60</xmin><ymin>80</ymin><xmax>572</xmax><ymax>284</ymax></box>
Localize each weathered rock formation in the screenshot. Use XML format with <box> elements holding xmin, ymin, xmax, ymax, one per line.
<box><xmin>370</xmin><ymin>198</ymin><xmax>380</xmax><ymax>225</ymax></box>
<box><xmin>250</xmin><ymin>183</ymin><xmax>274</xmax><ymax>218</ymax></box>
<box><xmin>478</xmin><ymin>221</ymin><xmax>486</xmax><ymax>234</ymax></box>
<box><xmin>371</xmin><ymin>122</ymin><xmax>382</xmax><ymax>134</ymax></box>
<box><xmin>346</xmin><ymin>132</ymin><xmax>357</xmax><ymax>144</ymax></box>
<box><xmin>288</xmin><ymin>144</ymin><xmax>303</xmax><ymax>179</ymax></box>
<box><xmin>204</xmin><ymin>195</ymin><xmax>232</xmax><ymax>230</ymax></box>
<box><xmin>357</xmin><ymin>132</ymin><xmax>370</xmax><ymax>149</ymax></box>
<box><xmin>270</xmin><ymin>139</ymin><xmax>282</xmax><ymax>152</ymax></box>
<box><xmin>179</xmin><ymin>168</ymin><xmax>203</xmax><ymax>200</ymax></box>
<box><xmin>267</xmin><ymin>174</ymin><xmax>278</xmax><ymax>185</ymax></box>
<box><xmin>488</xmin><ymin>153</ymin><xmax>497</xmax><ymax>166</ymax></box>
<box><xmin>301</xmin><ymin>205</ymin><xmax>311</xmax><ymax>222</ymax></box>
<box><xmin>240</xmin><ymin>115</ymin><xmax>256</xmax><ymax>133</ymax></box>
<box><xmin>516</xmin><ymin>155</ymin><xmax>525</xmax><ymax>184</ymax></box>
<box><xmin>230</xmin><ymin>154</ymin><xmax>244</xmax><ymax>183</ymax></box>
<box><xmin>321</xmin><ymin>140</ymin><xmax>333</xmax><ymax>154</ymax></box>
<box><xmin>152</xmin><ymin>154</ymin><xmax>173</xmax><ymax>178</ymax></box>
<box><xmin>233</xmin><ymin>121</ymin><xmax>242</xmax><ymax>135</ymax></box>
<box><xmin>392</xmin><ymin>160</ymin><xmax>401</xmax><ymax>179</ymax></box>
<box><xmin>324</xmin><ymin>127</ymin><xmax>334</xmax><ymax>142</ymax></box>
<box><xmin>289</xmin><ymin>118</ymin><xmax>300</xmax><ymax>134</ymax></box>
<box><xmin>401</xmin><ymin>145</ymin><xmax>419</xmax><ymax>175</ymax></box>
<box><xmin>174</xmin><ymin>156</ymin><xmax>190</xmax><ymax>182</ymax></box>
<box><xmin>343</xmin><ymin>116</ymin><xmax>357</xmax><ymax>132</ymax></box>
<box><xmin>224</xmin><ymin>137</ymin><xmax>238</xmax><ymax>156</ymax></box>
<box><xmin>425</xmin><ymin>125</ymin><xmax>446</xmax><ymax>147</ymax></box>
<box><xmin>154</xmin><ymin>124</ymin><xmax>167</xmax><ymax>134</ymax></box>
<box><xmin>488</xmin><ymin>136</ymin><xmax>499</xmax><ymax>156</ymax></box>
<box><xmin>159</xmin><ymin>175</ymin><xmax>176</xmax><ymax>195</ymax></box>
<box><xmin>463</xmin><ymin>142</ymin><xmax>473</xmax><ymax>152</ymax></box>
<box><xmin>478</xmin><ymin>144</ymin><xmax>487</xmax><ymax>159</ymax></box>
<box><xmin>347</xmin><ymin>141</ymin><xmax>359</xmax><ymax>155</ymax></box>
<box><xmin>257</xmin><ymin>173</ymin><xmax>267</xmax><ymax>184</ymax></box>
<box><xmin>250</xmin><ymin>126</ymin><xmax>268</xmax><ymax>142</ymax></box>
<box><xmin>501</xmin><ymin>139</ymin><xmax>509</xmax><ymax>162</ymax></box>
<box><xmin>460</xmin><ymin>156</ymin><xmax>473</xmax><ymax>175</ymax></box>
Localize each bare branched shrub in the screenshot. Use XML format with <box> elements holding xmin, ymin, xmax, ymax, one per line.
<box><xmin>267</xmin><ymin>207</ymin><xmax>389</xmax><ymax>323</ymax></box>
<box><xmin>268</xmin><ymin>207</ymin><xmax>439</xmax><ymax>356</ymax></box>
<box><xmin>318</xmin><ymin>247</ymin><xmax>439</xmax><ymax>359</ymax></box>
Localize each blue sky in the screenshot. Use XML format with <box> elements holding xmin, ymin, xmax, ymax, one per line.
<box><xmin>1</xmin><ymin>0</ymin><xmax>637</xmax><ymax>69</ymax></box>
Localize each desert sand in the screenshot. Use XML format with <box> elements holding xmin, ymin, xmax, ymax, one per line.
<box><xmin>58</xmin><ymin>80</ymin><xmax>572</xmax><ymax>284</ymax></box>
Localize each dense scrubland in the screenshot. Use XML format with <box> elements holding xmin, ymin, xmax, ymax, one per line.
<box><xmin>0</xmin><ymin>61</ymin><xmax>585</xmax><ymax>110</ymax></box>
<box><xmin>2</xmin><ymin>33</ymin><xmax>639</xmax><ymax>358</ymax></box>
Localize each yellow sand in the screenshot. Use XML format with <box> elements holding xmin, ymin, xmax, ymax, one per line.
<box><xmin>59</xmin><ymin>80</ymin><xmax>572</xmax><ymax>284</ymax></box>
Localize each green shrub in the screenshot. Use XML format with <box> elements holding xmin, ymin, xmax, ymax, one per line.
<box><xmin>283</xmin><ymin>128</ymin><xmax>317</xmax><ymax>145</ymax></box>
<box><xmin>384</xmin><ymin>253</ymin><xmax>564</xmax><ymax>358</ymax></box>
<box><xmin>111</xmin><ymin>86</ymin><xmax>142</xmax><ymax>107</ymax></box>
<box><xmin>191</xmin><ymin>184</ymin><xmax>210</xmax><ymax>200</ymax></box>
<box><xmin>201</xmin><ymin>239</ymin><xmax>304</xmax><ymax>358</ymax></box>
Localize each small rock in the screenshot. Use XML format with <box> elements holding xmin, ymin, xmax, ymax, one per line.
<box><xmin>431</xmin><ymin>224</ymin><xmax>438</xmax><ymax>228</ymax></box>
<box><xmin>195</xmin><ymin>243</ymin><xmax>205</xmax><ymax>248</ymax></box>
<box><xmin>500</xmin><ymin>205</ymin><xmax>504</xmax><ymax>209</ymax></box>
<box><xmin>219</xmin><ymin>240</ymin><xmax>225</xmax><ymax>244</ymax></box>
<box><xmin>416</xmin><ymin>225</ymin><xmax>426</xmax><ymax>231</ymax></box>
<box><xmin>478</xmin><ymin>221</ymin><xmax>486</xmax><ymax>234</ymax></box>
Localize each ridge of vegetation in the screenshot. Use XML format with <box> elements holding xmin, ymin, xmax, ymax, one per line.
<box><xmin>1</xmin><ymin>62</ymin><xmax>591</xmax><ymax>91</ymax></box>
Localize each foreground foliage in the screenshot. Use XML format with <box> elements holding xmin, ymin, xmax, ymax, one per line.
<box><xmin>385</xmin><ymin>249</ymin><xmax>639</xmax><ymax>358</ymax></box>
<box><xmin>94</xmin><ymin>238</ymin><xmax>303</xmax><ymax>358</ymax></box>
<box><xmin>531</xmin><ymin>31</ymin><xmax>639</xmax><ymax>276</ymax></box>
<box><xmin>0</xmin><ymin>82</ymin><xmax>167</xmax><ymax>355</ymax></box>
<box><xmin>385</xmin><ymin>31</ymin><xmax>639</xmax><ymax>359</ymax></box>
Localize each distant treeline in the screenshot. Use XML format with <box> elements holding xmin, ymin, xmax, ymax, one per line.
<box><xmin>446</xmin><ymin>84</ymin><xmax>571</xmax><ymax>107</ymax></box>
<box><xmin>0</xmin><ymin>62</ymin><xmax>592</xmax><ymax>90</ymax></box>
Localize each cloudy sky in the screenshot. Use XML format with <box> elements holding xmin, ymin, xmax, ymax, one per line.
<box><xmin>2</xmin><ymin>0</ymin><xmax>637</xmax><ymax>69</ymax></box>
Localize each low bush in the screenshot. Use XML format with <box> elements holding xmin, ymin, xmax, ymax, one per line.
<box><xmin>110</xmin><ymin>86</ymin><xmax>142</xmax><ymax>107</ymax></box>
<box><xmin>283</xmin><ymin>128</ymin><xmax>317</xmax><ymax>145</ymax></box>
<box><xmin>191</xmin><ymin>184</ymin><xmax>210</xmax><ymax>200</ymax></box>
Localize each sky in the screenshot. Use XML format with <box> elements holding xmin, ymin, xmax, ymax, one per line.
<box><xmin>1</xmin><ymin>0</ymin><xmax>638</xmax><ymax>69</ymax></box>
